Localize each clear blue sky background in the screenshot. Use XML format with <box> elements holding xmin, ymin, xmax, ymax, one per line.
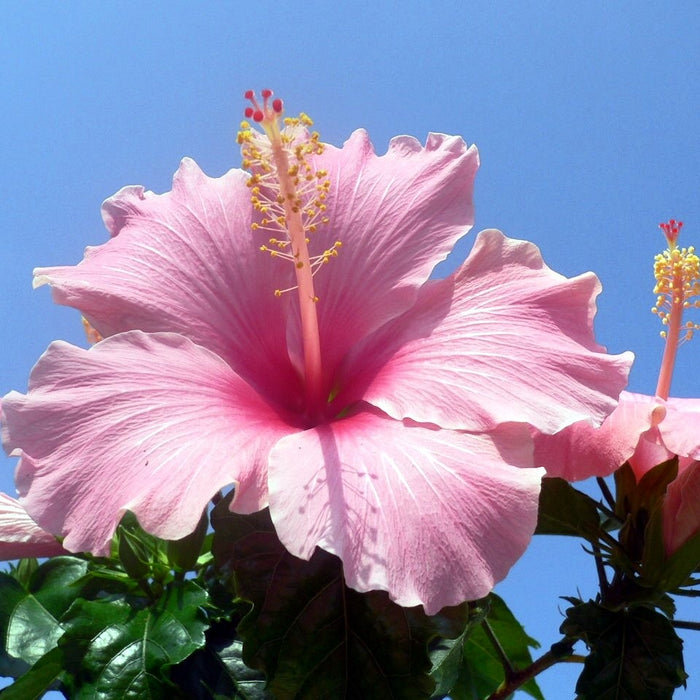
<box><xmin>1</xmin><ymin>2</ymin><xmax>698</xmax><ymax>697</ymax></box>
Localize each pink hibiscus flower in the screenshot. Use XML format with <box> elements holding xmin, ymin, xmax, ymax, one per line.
<box><xmin>1</xmin><ymin>92</ymin><xmax>632</xmax><ymax>612</ymax></box>
<box><xmin>535</xmin><ymin>219</ymin><xmax>700</xmax><ymax>555</ymax></box>
<box><xmin>0</xmin><ymin>493</ymin><xmax>65</xmax><ymax>560</ymax></box>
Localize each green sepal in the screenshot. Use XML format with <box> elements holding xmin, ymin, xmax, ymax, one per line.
<box><xmin>658</xmin><ymin>530</ymin><xmax>700</xmax><ymax>592</ymax></box>
<box><xmin>166</xmin><ymin>508</ymin><xmax>209</xmax><ymax>573</ymax></box>
<box><xmin>6</xmin><ymin>558</ymin><xmax>40</xmax><ymax>587</ymax></box>
<box><xmin>113</xmin><ymin>511</ymin><xmax>176</xmax><ymax>589</ymax></box>
<box><xmin>117</xmin><ymin>524</ymin><xmax>151</xmax><ymax>580</ymax></box>
<box><xmin>535</xmin><ymin>477</ymin><xmax>604</xmax><ymax>542</ymax></box>
<box><xmin>614</xmin><ymin>459</ymin><xmax>678</xmax><ymax>563</ymax></box>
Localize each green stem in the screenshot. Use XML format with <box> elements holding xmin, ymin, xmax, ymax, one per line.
<box><xmin>672</xmin><ymin>588</ymin><xmax>700</xmax><ymax>597</ymax></box>
<box><xmin>672</xmin><ymin>620</ymin><xmax>700</xmax><ymax>631</ymax></box>
<box><xmin>591</xmin><ymin>541</ymin><xmax>610</xmax><ymax>600</ymax></box>
<box><xmin>481</xmin><ymin>618</ymin><xmax>515</xmax><ymax>676</ymax></box>
<box><xmin>597</xmin><ymin>477</ymin><xmax>616</xmax><ymax>511</ymax></box>
<box><xmin>487</xmin><ymin>643</ymin><xmax>585</xmax><ymax>700</ymax></box>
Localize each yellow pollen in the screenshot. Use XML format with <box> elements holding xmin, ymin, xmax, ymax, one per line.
<box><xmin>82</xmin><ymin>317</ymin><xmax>103</xmax><ymax>345</ymax></box>
<box><xmin>652</xmin><ymin>229</ymin><xmax>700</xmax><ymax>344</ymax></box>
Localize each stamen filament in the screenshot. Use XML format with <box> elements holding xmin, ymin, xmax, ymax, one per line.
<box><xmin>239</xmin><ymin>90</ymin><xmax>336</xmax><ymax>419</ymax></box>
<box><xmin>655</xmin><ymin>281</ymin><xmax>682</xmax><ymax>400</ymax></box>
<box><xmin>268</xmin><ymin>139</ymin><xmax>325</xmax><ymax>414</ymax></box>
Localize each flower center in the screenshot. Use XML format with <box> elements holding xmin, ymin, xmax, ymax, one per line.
<box><xmin>237</xmin><ymin>90</ymin><xmax>341</xmax><ymax>418</ymax></box>
<box><xmin>652</xmin><ymin>219</ymin><xmax>700</xmax><ymax>398</ymax></box>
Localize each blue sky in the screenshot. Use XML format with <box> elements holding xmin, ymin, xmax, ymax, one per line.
<box><xmin>1</xmin><ymin>2</ymin><xmax>698</xmax><ymax>696</ymax></box>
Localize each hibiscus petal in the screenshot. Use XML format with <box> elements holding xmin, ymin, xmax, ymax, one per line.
<box><xmin>533</xmin><ymin>391</ymin><xmax>660</xmax><ymax>481</ymax></box>
<box><xmin>341</xmin><ymin>229</ymin><xmax>633</xmax><ymax>434</ymax></box>
<box><xmin>267</xmin><ymin>408</ymin><xmax>542</xmax><ymax>614</ymax></box>
<box><xmin>33</xmin><ymin>159</ymin><xmax>302</xmax><ymax>411</ymax></box>
<box><xmin>0</xmin><ymin>493</ymin><xmax>65</xmax><ymax>560</ymax></box>
<box><xmin>304</xmin><ymin>130</ymin><xmax>479</xmax><ymax>377</ymax></box>
<box><xmin>2</xmin><ymin>332</ymin><xmax>295</xmax><ymax>555</ymax></box>
<box><xmin>628</xmin><ymin>432</ymin><xmax>675</xmax><ymax>479</ymax></box>
<box><xmin>663</xmin><ymin>460</ymin><xmax>700</xmax><ymax>554</ymax></box>
<box><xmin>658</xmin><ymin>397</ymin><xmax>700</xmax><ymax>461</ymax></box>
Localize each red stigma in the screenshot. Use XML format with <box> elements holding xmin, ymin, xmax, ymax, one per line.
<box><xmin>244</xmin><ymin>89</ymin><xmax>284</xmax><ymax>123</ymax></box>
<box><xmin>660</xmin><ymin>218</ymin><xmax>684</xmax><ymax>245</ymax></box>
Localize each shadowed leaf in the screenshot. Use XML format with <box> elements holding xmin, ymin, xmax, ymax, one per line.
<box><xmin>212</xmin><ymin>502</ymin><xmax>464</xmax><ymax>700</ymax></box>
<box><xmin>561</xmin><ymin>600</ymin><xmax>686</xmax><ymax>699</ymax></box>
<box><xmin>536</xmin><ymin>477</ymin><xmax>602</xmax><ymax>541</ymax></box>
<box><xmin>170</xmin><ymin>619</ymin><xmax>271</xmax><ymax>699</ymax></box>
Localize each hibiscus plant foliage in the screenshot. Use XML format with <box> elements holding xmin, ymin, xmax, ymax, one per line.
<box><xmin>1</xmin><ymin>91</ymin><xmax>699</xmax><ymax>698</ymax></box>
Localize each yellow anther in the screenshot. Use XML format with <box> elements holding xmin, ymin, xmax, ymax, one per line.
<box><xmin>652</xmin><ymin>222</ymin><xmax>700</xmax><ymax>344</ymax></box>
<box><xmin>82</xmin><ymin>317</ymin><xmax>103</xmax><ymax>345</ymax></box>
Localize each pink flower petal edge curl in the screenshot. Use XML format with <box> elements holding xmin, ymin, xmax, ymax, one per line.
<box><xmin>0</xmin><ymin>492</ymin><xmax>65</xmax><ymax>560</ymax></box>
<box><xmin>2</xmin><ymin>96</ymin><xmax>633</xmax><ymax>612</ymax></box>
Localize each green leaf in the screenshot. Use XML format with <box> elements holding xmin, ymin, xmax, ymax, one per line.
<box><xmin>212</xmin><ymin>503</ymin><xmax>444</xmax><ymax>700</ymax></box>
<box><xmin>170</xmin><ymin>620</ymin><xmax>271</xmax><ymax>699</ymax></box>
<box><xmin>561</xmin><ymin>600</ymin><xmax>687</xmax><ymax>699</ymax></box>
<box><xmin>429</xmin><ymin>599</ymin><xmax>490</xmax><ymax>697</ymax></box>
<box><xmin>28</xmin><ymin>556</ymin><xmax>89</xmax><ymax>619</ymax></box>
<box><xmin>0</xmin><ymin>647</ymin><xmax>65</xmax><ymax>700</ymax></box>
<box><xmin>0</xmin><ymin>558</ymin><xmax>88</xmax><ymax>678</ymax></box>
<box><xmin>445</xmin><ymin>594</ymin><xmax>544</xmax><ymax>700</ymax></box>
<box><xmin>535</xmin><ymin>478</ymin><xmax>602</xmax><ymax>541</ymax></box>
<box><xmin>0</xmin><ymin>574</ymin><xmax>42</xmax><ymax>678</ymax></box>
<box><xmin>59</xmin><ymin>579</ymin><xmax>208</xmax><ymax>699</ymax></box>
